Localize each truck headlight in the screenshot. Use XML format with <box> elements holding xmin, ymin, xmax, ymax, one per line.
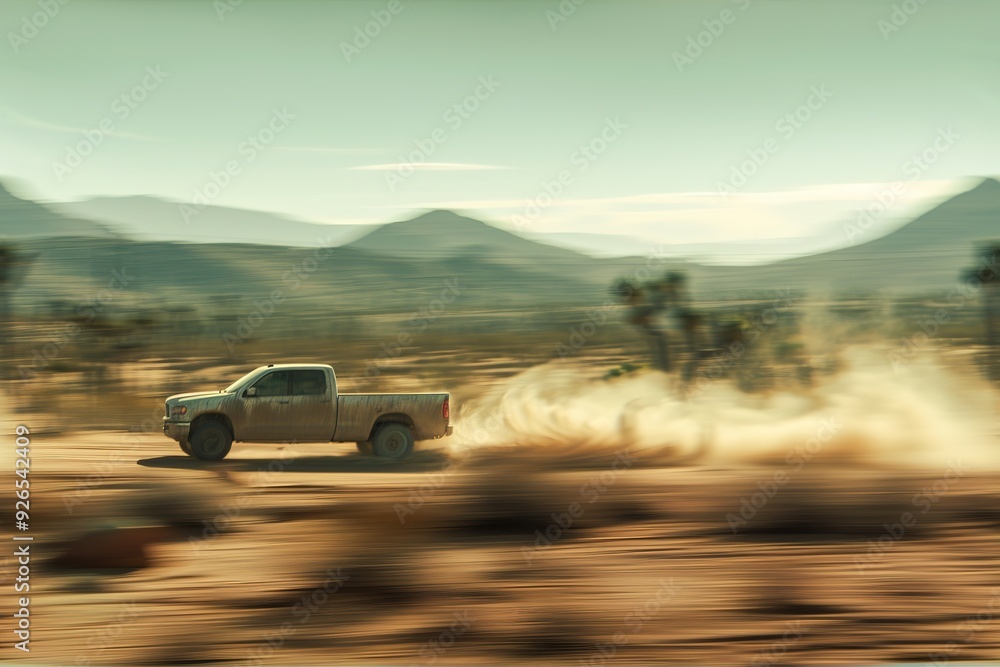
<box><xmin>170</xmin><ymin>405</ymin><xmax>188</xmax><ymax>417</ymax></box>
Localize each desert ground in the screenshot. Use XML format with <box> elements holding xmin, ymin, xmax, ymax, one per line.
<box><xmin>3</xmin><ymin>344</ymin><xmax>1000</xmax><ymax>666</ymax></box>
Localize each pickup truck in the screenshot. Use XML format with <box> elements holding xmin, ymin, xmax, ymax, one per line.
<box><xmin>162</xmin><ymin>363</ymin><xmax>452</xmax><ymax>461</ymax></box>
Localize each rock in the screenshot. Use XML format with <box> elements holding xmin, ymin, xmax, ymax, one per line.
<box><xmin>51</xmin><ymin>525</ymin><xmax>178</xmax><ymax>570</ymax></box>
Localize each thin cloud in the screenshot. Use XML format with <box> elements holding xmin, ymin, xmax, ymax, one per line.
<box><xmin>349</xmin><ymin>162</ymin><xmax>510</xmax><ymax>172</ymax></box>
<box><xmin>273</xmin><ymin>145</ymin><xmax>383</xmax><ymax>155</ymax></box>
<box><xmin>394</xmin><ymin>198</ymin><xmax>529</xmax><ymax>210</ymax></box>
<box><xmin>0</xmin><ymin>105</ymin><xmax>163</xmax><ymax>142</ymax></box>
<box><xmin>374</xmin><ymin>179</ymin><xmax>966</xmax><ymax>251</ymax></box>
<box><xmin>410</xmin><ymin>180</ymin><xmax>962</xmax><ymax>212</ymax></box>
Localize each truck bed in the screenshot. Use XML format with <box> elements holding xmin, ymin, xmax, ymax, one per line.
<box><xmin>333</xmin><ymin>392</ymin><xmax>450</xmax><ymax>442</ymax></box>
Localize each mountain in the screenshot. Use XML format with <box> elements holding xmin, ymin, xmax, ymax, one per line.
<box><xmin>0</xmin><ymin>181</ymin><xmax>115</xmax><ymax>240</ymax></box>
<box><xmin>342</xmin><ymin>209</ymin><xmax>697</xmax><ymax>296</ymax></box>
<box><xmin>706</xmin><ymin>177</ymin><xmax>1000</xmax><ymax>293</ymax></box>
<box><xmin>528</xmin><ymin>231</ymin><xmax>844</xmax><ymax>264</ymax></box>
<box><xmin>6</xmin><ymin>178</ymin><xmax>999</xmax><ymax>312</ymax></box>
<box><xmin>836</xmin><ymin>177</ymin><xmax>1000</xmax><ymax>256</ymax></box>
<box><xmin>12</xmin><ymin>235</ymin><xmax>603</xmax><ymax>314</ymax></box>
<box><xmin>346</xmin><ymin>209</ymin><xmax>588</xmax><ymax>263</ymax></box>
<box><xmin>53</xmin><ymin>196</ymin><xmax>368</xmax><ymax>248</ymax></box>
<box><xmin>346</xmin><ymin>178</ymin><xmax>1000</xmax><ymax>295</ymax></box>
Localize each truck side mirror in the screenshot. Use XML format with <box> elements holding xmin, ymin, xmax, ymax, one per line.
<box><xmin>245</xmin><ymin>387</ymin><xmax>257</xmax><ymax>397</ymax></box>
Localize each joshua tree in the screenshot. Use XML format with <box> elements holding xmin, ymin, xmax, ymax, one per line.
<box><xmin>963</xmin><ymin>241</ymin><xmax>1000</xmax><ymax>377</ymax></box>
<box><xmin>0</xmin><ymin>244</ymin><xmax>20</xmax><ymax>363</ymax></box>
<box><xmin>612</xmin><ymin>271</ymin><xmax>708</xmax><ymax>379</ymax></box>
<box><xmin>0</xmin><ymin>243</ymin><xmax>39</xmax><ymax>379</ymax></box>
<box><xmin>981</xmin><ymin>242</ymin><xmax>1000</xmax><ymax>351</ymax></box>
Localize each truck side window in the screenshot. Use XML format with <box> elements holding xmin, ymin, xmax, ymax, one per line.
<box><xmin>251</xmin><ymin>371</ymin><xmax>290</xmax><ymax>397</ymax></box>
<box><xmin>292</xmin><ymin>370</ymin><xmax>327</xmax><ymax>396</ymax></box>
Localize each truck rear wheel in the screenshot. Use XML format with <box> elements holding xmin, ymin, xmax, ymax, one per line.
<box><xmin>372</xmin><ymin>423</ymin><xmax>414</xmax><ymax>460</ymax></box>
<box><xmin>356</xmin><ymin>441</ymin><xmax>373</xmax><ymax>455</ymax></box>
<box><xmin>190</xmin><ymin>422</ymin><xmax>233</xmax><ymax>461</ymax></box>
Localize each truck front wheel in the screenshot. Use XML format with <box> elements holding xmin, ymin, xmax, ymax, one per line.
<box><xmin>179</xmin><ymin>440</ymin><xmax>193</xmax><ymax>456</ymax></box>
<box><xmin>356</xmin><ymin>441</ymin><xmax>373</xmax><ymax>455</ymax></box>
<box><xmin>371</xmin><ymin>423</ymin><xmax>414</xmax><ymax>460</ymax></box>
<box><xmin>190</xmin><ymin>422</ymin><xmax>233</xmax><ymax>461</ymax></box>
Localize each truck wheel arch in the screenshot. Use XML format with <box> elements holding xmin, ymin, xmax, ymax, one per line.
<box><xmin>369</xmin><ymin>414</ymin><xmax>415</xmax><ymax>440</ymax></box>
<box><xmin>191</xmin><ymin>413</ymin><xmax>236</xmax><ymax>441</ymax></box>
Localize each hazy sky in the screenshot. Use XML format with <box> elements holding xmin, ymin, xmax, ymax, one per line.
<box><xmin>2</xmin><ymin>0</ymin><xmax>998</xmax><ymax>251</ymax></box>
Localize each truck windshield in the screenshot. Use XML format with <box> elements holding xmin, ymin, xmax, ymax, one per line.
<box><xmin>223</xmin><ymin>369</ymin><xmax>262</xmax><ymax>393</ymax></box>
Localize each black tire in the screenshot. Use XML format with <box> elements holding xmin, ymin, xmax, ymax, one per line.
<box><xmin>371</xmin><ymin>423</ymin><xmax>414</xmax><ymax>460</ymax></box>
<box><xmin>356</xmin><ymin>440</ymin><xmax>373</xmax><ymax>456</ymax></box>
<box><xmin>190</xmin><ymin>421</ymin><xmax>233</xmax><ymax>461</ymax></box>
<box><xmin>179</xmin><ymin>440</ymin><xmax>193</xmax><ymax>457</ymax></box>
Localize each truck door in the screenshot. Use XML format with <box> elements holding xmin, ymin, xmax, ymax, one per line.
<box><xmin>290</xmin><ymin>369</ymin><xmax>336</xmax><ymax>442</ymax></box>
<box><xmin>239</xmin><ymin>370</ymin><xmax>293</xmax><ymax>442</ymax></box>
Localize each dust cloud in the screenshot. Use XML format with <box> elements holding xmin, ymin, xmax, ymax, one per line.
<box><xmin>453</xmin><ymin>346</ymin><xmax>999</xmax><ymax>470</ymax></box>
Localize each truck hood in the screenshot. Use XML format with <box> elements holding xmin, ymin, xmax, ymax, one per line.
<box><xmin>166</xmin><ymin>391</ymin><xmax>231</xmax><ymax>403</ymax></box>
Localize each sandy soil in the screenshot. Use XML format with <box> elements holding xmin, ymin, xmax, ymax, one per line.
<box><xmin>4</xmin><ymin>415</ymin><xmax>1000</xmax><ymax>666</ymax></box>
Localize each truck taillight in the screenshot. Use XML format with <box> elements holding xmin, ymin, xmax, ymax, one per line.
<box><xmin>442</xmin><ymin>398</ymin><xmax>450</xmax><ymax>421</ymax></box>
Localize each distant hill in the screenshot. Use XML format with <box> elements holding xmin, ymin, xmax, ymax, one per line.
<box><xmin>11</xmin><ymin>235</ymin><xmax>607</xmax><ymax>312</ymax></box>
<box><xmin>5</xmin><ymin>178</ymin><xmax>999</xmax><ymax>312</ymax></box>
<box><xmin>528</xmin><ymin>231</ymin><xmax>843</xmax><ymax>264</ymax></box>
<box><xmin>837</xmin><ymin>177</ymin><xmax>1000</xmax><ymax>256</ymax></box>
<box><xmin>0</xmin><ymin>182</ymin><xmax>115</xmax><ymax>240</ymax></box>
<box><xmin>705</xmin><ymin>177</ymin><xmax>1000</xmax><ymax>293</ymax></box>
<box><xmin>346</xmin><ymin>209</ymin><xmax>588</xmax><ymax>264</ymax></box>
<box><xmin>53</xmin><ymin>196</ymin><xmax>368</xmax><ymax>248</ymax></box>
<box><xmin>341</xmin><ymin>209</ymin><xmax>696</xmax><ymax>297</ymax></box>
